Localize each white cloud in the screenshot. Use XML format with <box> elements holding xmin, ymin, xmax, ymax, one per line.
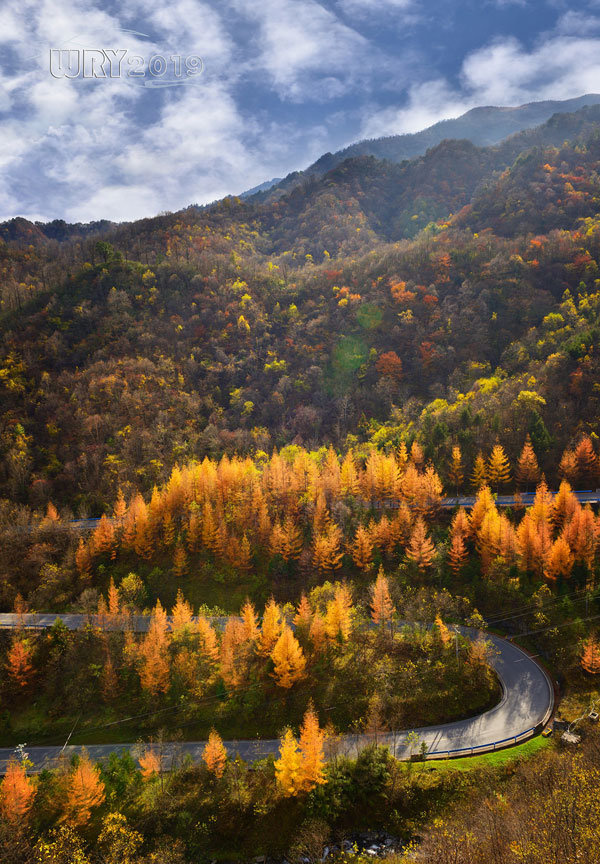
<box><xmin>359</xmin><ymin>25</ymin><xmax>600</xmax><ymax>139</ymax></box>
<box><xmin>360</xmin><ymin>79</ymin><xmax>470</xmax><ymax>138</ymax></box>
<box><xmin>337</xmin><ymin>0</ymin><xmax>415</xmax><ymax>14</ymax></box>
<box><xmin>554</xmin><ymin>10</ymin><xmax>600</xmax><ymax>35</ymax></box>
<box><xmin>230</xmin><ymin>0</ymin><xmax>371</xmax><ymax>100</ymax></box>
<box><xmin>0</xmin><ymin>0</ymin><xmax>352</xmax><ymax>222</ymax></box>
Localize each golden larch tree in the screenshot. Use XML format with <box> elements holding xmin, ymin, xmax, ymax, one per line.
<box><xmin>282</xmin><ymin>516</ymin><xmax>303</xmax><ymax>561</ymax></box>
<box><xmin>581</xmin><ymin>636</ymin><xmax>600</xmax><ymax>674</ymax></box>
<box><xmin>312</xmin><ymin>525</ymin><xmax>343</xmax><ymax>573</ymax></box>
<box><xmin>220</xmin><ymin>618</ymin><xmax>248</xmax><ymax>688</ymax></box>
<box><xmin>162</xmin><ymin>512</ymin><xmax>176</xmax><ymax>548</ymax></box>
<box><xmin>172</xmin><ymin>541</ymin><xmax>188</xmax><ymax>578</ymax></box>
<box><xmin>0</xmin><ymin>760</ymin><xmax>36</xmax><ymax>823</ymax></box>
<box><xmin>350</xmin><ymin>524</ymin><xmax>374</xmax><ymax>571</ymax></box>
<box><xmin>257</xmin><ymin>597</ymin><xmax>282</xmax><ymax>657</ymax></box>
<box><xmin>6</xmin><ymin>638</ymin><xmax>34</xmax><ymax>689</ymax></box>
<box><xmin>546</xmin><ymin>535</ymin><xmax>574</xmax><ymax>581</ymax></box>
<box><xmin>139</xmin><ymin>748</ymin><xmax>160</xmax><ymax>780</ymax></box>
<box><xmin>113</xmin><ymin>487</ymin><xmax>127</xmax><ymax>523</ymax></box>
<box><xmin>197</xmin><ymin>616</ymin><xmax>220</xmax><ymax>664</ymax></box>
<box><xmin>451</xmin><ymin>507</ymin><xmax>470</xmax><ymax>539</ymax></box>
<box><xmin>370</xmin><ymin>567</ymin><xmax>394</xmax><ymax>626</ymax></box>
<box><xmin>340</xmin><ymin>450</ymin><xmax>360</xmax><ymax>496</ymax></box>
<box><xmin>470</xmin><ymin>486</ymin><xmax>496</xmax><ymax>535</ymax></box>
<box><xmin>447</xmin><ymin>444</ymin><xmax>464</xmax><ymax>494</ymax></box>
<box><xmin>45</xmin><ymin>501</ymin><xmax>60</xmax><ymax>523</ymax></box>
<box><xmin>61</xmin><ymin>752</ymin><xmax>106</xmax><ymax>827</ymax></box>
<box><xmin>139</xmin><ymin>600</ymin><xmax>170</xmax><ymax>696</ymax></box>
<box><xmin>269</xmin><ymin>521</ymin><xmax>287</xmax><ymax>559</ymax></box>
<box><xmin>241</xmin><ymin>600</ymin><xmax>259</xmax><ymax>642</ymax></box>
<box><xmin>294</xmin><ymin>594</ymin><xmax>313</xmax><ymax>633</ymax></box>
<box><xmin>575</xmin><ymin>436</ymin><xmax>598</xmax><ymax>486</ymax></box>
<box><xmin>476</xmin><ymin>509</ymin><xmax>502</xmax><ymax>574</ymax></box>
<box><xmin>325</xmin><ymin>583</ymin><xmax>353</xmax><ymax>641</ymax></box>
<box><xmin>565</xmin><ymin>505</ymin><xmax>598</xmax><ymax>569</ymax></box>
<box><xmin>487</xmin><ymin>444</ymin><xmax>511</xmax><ymax>490</ymax></box>
<box><xmin>448</xmin><ymin>532</ymin><xmax>468</xmax><ymax>574</ymax></box>
<box><xmin>92</xmin><ymin>514</ymin><xmax>116</xmax><ymax>559</ymax></box>
<box><xmin>202</xmin><ymin>729</ymin><xmax>227</xmax><ymax>778</ymax></box>
<box><xmin>187</xmin><ymin>511</ymin><xmax>201</xmax><ymax>553</ymax></box>
<box><xmin>552</xmin><ymin>479</ymin><xmax>579</xmax><ymax>530</ymax></box>
<box><xmin>530</xmin><ymin>479</ymin><xmax>554</xmax><ymax>528</ymax></box>
<box><xmin>107</xmin><ymin>577</ymin><xmax>120</xmax><ymax>618</ymax></box>
<box><xmin>75</xmin><ymin>538</ymin><xmax>93</xmax><ymax>579</ymax></box>
<box><xmin>516</xmin><ymin>435</ymin><xmax>540</xmax><ymax>490</ymax></box>
<box><xmin>171</xmin><ymin>588</ymin><xmax>193</xmax><ymax>636</ymax></box>
<box><xmin>434</xmin><ymin>614</ymin><xmax>452</xmax><ymax>648</ymax></box>
<box><xmin>516</xmin><ymin>513</ymin><xmax>538</xmax><ymax>573</ymax></box>
<box><xmin>274</xmin><ymin>729</ymin><xmax>302</xmax><ymax>797</ymax></box>
<box><xmin>298</xmin><ymin>704</ymin><xmax>326</xmax><ymax>791</ymax></box>
<box><xmin>470</xmin><ymin>452</ymin><xmax>488</xmax><ymax>490</ymax></box>
<box><xmin>559</xmin><ymin>447</ymin><xmax>578</xmax><ymax>484</ymax></box>
<box><xmin>406</xmin><ymin>517</ymin><xmax>435</xmax><ymax>571</ymax></box>
<box><xmin>309</xmin><ymin>612</ymin><xmax>327</xmax><ymax>652</ymax></box>
<box><xmin>271</xmin><ymin>626</ymin><xmax>307</xmax><ymax>688</ymax></box>
<box><xmin>410</xmin><ymin>440</ymin><xmax>424</xmax><ymax>469</ymax></box>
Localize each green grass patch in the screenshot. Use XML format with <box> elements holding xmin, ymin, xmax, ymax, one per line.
<box><xmin>419</xmin><ymin>733</ymin><xmax>549</xmax><ymax>773</ymax></box>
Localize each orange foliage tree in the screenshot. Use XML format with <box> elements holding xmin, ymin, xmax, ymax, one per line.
<box><xmin>61</xmin><ymin>752</ymin><xmax>106</xmax><ymax>826</ymax></box>
<box><xmin>202</xmin><ymin>729</ymin><xmax>227</xmax><ymax>778</ymax></box>
<box><xmin>581</xmin><ymin>636</ymin><xmax>600</xmax><ymax>674</ymax></box>
<box><xmin>0</xmin><ymin>760</ymin><xmax>36</xmax><ymax>823</ymax></box>
<box><xmin>139</xmin><ymin>600</ymin><xmax>170</xmax><ymax>696</ymax></box>
<box><xmin>6</xmin><ymin>638</ymin><xmax>34</xmax><ymax>689</ymax></box>
<box><xmin>406</xmin><ymin>517</ymin><xmax>435</xmax><ymax>570</ymax></box>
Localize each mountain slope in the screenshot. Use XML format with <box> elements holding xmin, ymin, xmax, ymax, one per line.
<box><xmin>249</xmin><ymin>94</ymin><xmax>600</xmax><ymax>202</ymax></box>
<box><xmin>3</xmin><ymin>104</ymin><xmax>600</xmax><ymax>509</ymax></box>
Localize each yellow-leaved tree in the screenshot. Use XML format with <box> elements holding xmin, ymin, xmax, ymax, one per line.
<box><xmin>369</xmin><ymin>567</ymin><xmax>394</xmax><ymax>626</ymax></box>
<box><xmin>270</xmin><ymin>626</ymin><xmax>306</xmax><ymax>688</ymax></box>
<box><xmin>275</xmin><ymin>729</ymin><xmax>302</xmax><ymax>796</ymax></box>
<box><xmin>202</xmin><ymin>729</ymin><xmax>227</xmax><ymax>778</ymax></box>
<box><xmin>298</xmin><ymin>705</ymin><xmax>326</xmax><ymax>792</ymax></box>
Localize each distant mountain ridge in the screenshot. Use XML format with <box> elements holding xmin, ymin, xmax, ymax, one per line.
<box><xmin>246</xmin><ymin>93</ymin><xmax>600</xmax><ymax>202</ymax></box>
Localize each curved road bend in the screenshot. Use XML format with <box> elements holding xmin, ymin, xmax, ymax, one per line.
<box><xmin>0</xmin><ymin>626</ymin><xmax>554</xmax><ymax>773</ymax></box>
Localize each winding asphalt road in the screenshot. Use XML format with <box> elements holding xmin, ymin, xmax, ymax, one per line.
<box><xmin>0</xmin><ymin>623</ymin><xmax>554</xmax><ymax>773</ymax></box>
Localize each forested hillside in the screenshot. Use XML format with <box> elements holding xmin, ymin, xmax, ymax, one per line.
<box><xmin>247</xmin><ymin>94</ymin><xmax>600</xmax><ymax>201</ymax></box>
<box><xmin>3</xmin><ymin>106</ymin><xmax>600</xmax><ymax>514</ymax></box>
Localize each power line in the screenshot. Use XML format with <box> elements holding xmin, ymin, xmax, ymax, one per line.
<box><xmin>484</xmin><ymin>586</ymin><xmax>592</xmax><ymax>622</ymax></box>
<box><xmin>485</xmin><ymin>589</ymin><xmax>596</xmax><ymax>627</ymax></box>
<box><xmin>510</xmin><ymin>612</ymin><xmax>600</xmax><ymax>640</ymax></box>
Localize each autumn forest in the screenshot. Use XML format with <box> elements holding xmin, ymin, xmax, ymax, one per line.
<box><xmin>3</xmin><ymin>103</ymin><xmax>600</xmax><ymax>863</ymax></box>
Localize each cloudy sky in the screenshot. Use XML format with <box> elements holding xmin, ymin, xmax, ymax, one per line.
<box><xmin>1</xmin><ymin>0</ymin><xmax>600</xmax><ymax>223</ymax></box>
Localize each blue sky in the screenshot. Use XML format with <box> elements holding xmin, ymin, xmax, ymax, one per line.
<box><xmin>0</xmin><ymin>0</ymin><xmax>599</xmax><ymax>223</ymax></box>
